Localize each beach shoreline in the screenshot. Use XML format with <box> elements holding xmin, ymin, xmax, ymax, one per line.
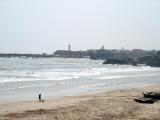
<box><xmin>1</xmin><ymin>84</ymin><xmax>160</xmax><ymax>120</ymax></box>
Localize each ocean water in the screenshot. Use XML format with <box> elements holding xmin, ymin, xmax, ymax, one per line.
<box><xmin>0</xmin><ymin>57</ymin><xmax>160</xmax><ymax>102</ymax></box>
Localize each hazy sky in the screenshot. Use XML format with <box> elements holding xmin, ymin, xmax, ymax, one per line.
<box><xmin>0</xmin><ymin>0</ymin><xmax>160</xmax><ymax>53</ymax></box>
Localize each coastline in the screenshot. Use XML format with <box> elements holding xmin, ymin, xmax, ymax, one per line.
<box><xmin>1</xmin><ymin>84</ymin><xmax>160</xmax><ymax>120</ymax></box>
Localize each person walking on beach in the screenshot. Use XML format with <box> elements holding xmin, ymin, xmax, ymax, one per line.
<box><xmin>39</xmin><ymin>94</ymin><xmax>41</xmax><ymax>102</ymax></box>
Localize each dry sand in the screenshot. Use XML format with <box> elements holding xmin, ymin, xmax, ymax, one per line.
<box><xmin>1</xmin><ymin>85</ymin><xmax>160</xmax><ymax>120</ymax></box>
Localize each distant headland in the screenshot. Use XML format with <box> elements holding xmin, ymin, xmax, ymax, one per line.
<box><xmin>0</xmin><ymin>45</ymin><xmax>160</xmax><ymax>67</ymax></box>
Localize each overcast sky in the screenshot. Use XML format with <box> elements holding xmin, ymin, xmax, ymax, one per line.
<box><xmin>0</xmin><ymin>0</ymin><xmax>160</xmax><ymax>53</ymax></box>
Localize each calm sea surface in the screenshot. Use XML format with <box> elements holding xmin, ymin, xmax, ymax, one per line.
<box><xmin>0</xmin><ymin>57</ymin><xmax>160</xmax><ymax>102</ymax></box>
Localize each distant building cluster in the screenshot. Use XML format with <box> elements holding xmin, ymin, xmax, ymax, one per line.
<box><xmin>0</xmin><ymin>45</ymin><xmax>159</xmax><ymax>67</ymax></box>
<box><xmin>0</xmin><ymin>45</ymin><xmax>158</xmax><ymax>61</ymax></box>
<box><xmin>53</xmin><ymin>44</ymin><xmax>90</xmax><ymax>58</ymax></box>
<box><xmin>53</xmin><ymin>44</ymin><xmax>154</xmax><ymax>60</ymax></box>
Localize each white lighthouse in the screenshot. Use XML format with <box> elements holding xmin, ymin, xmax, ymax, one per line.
<box><xmin>68</xmin><ymin>44</ymin><xmax>71</xmax><ymax>51</ymax></box>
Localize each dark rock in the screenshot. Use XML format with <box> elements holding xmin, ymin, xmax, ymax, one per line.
<box><xmin>103</xmin><ymin>59</ymin><xmax>129</xmax><ymax>65</ymax></box>
<box><xmin>103</xmin><ymin>58</ymin><xmax>136</xmax><ymax>66</ymax></box>
<box><xmin>142</xmin><ymin>92</ymin><xmax>160</xmax><ymax>100</ymax></box>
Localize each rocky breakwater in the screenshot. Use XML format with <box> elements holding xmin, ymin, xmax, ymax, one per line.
<box><xmin>103</xmin><ymin>52</ymin><xmax>160</xmax><ymax>67</ymax></box>
<box><xmin>137</xmin><ymin>55</ymin><xmax>160</xmax><ymax>67</ymax></box>
<box><xmin>103</xmin><ymin>58</ymin><xmax>137</xmax><ymax>66</ymax></box>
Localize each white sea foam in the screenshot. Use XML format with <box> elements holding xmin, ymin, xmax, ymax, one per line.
<box><xmin>18</xmin><ymin>84</ymin><xmax>53</xmax><ymax>89</ymax></box>
<box><xmin>98</xmin><ymin>74</ymin><xmax>160</xmax><ymax>80</ymax></box>
<box><xmin>98</xmin><ymin>76</ymin><xmax>126</xmax><ymax>80</ymax></box>
<box><xmin>0</xmin><ymin>87</ymin><xmax>16</xmax><ymax>91</ymax></box>
<box><xmin>78</xmin><ymin>84</ymin><xmax>105</xmax><ymax>89</ymax></box>
<box><xmin>93</xmin><ymin>66</ymin><xmax>157</xmax><ymax>73</ymax></box>
<box><xmin>0</xmin><ymin>66</ymin><xmax>160</xmax><ymax>83</ymax></box>
<box><xmin>0</xmin><ymin>76</ymin><xmax>78</xmax><ymax>83</ymax></box>
<box><xmin>112</xmin><ymin>81</ymin><xmax>124</xmax><ymax>84</ymax></box>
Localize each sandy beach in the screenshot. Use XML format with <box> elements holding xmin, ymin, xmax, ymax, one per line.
<box><xmin>0</xmin><ymin>85</ymin><xmax>160</xmax><ymax>120</ymax></box>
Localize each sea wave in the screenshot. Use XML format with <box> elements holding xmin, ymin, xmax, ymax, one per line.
<box><xmin>98</xmin><ymin>74</ymin><xmax>160</xmax><ymax>80</ymax></box>
<box><xmin>78</xmin><ymin>84</ymin><xmax>106</xmax><ymax>89</ymax></box>
<box><xmin>0</xmin><ymin>76</ymin><xmax>79</xmax><ymax>83</ymax></box>
<box><xmin>93</xmin><ymin>66</ymin><xmax>159</xmax><ymax>73</ymax></box>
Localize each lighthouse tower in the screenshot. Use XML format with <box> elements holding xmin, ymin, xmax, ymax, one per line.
<box><xmin>68</xmin><ymin>44</ymin><xmax>71</xmax><ymax>51</ymax></box>
<box><xmin>68</xmin><ymin>44</ymin><xmax>71</xmax><ymax>57</ymax></box>
<box><xmin>101</xmin><ymin>45</ymin><xmax>104</xmax><ymax>50</ymax></box>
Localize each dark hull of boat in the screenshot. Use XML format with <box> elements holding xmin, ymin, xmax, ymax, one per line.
<box><xmin>134</xmin><ymin>98</ymin><xmax>155</xmax><ymax>104</ymax></box>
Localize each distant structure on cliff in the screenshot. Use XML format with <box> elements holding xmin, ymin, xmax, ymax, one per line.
<box><xmin>68</xmin><ymin>44</ymin><xmax>71</xmax><ymax>51</ymax></box>
<box><xmin>0</xmin><ymin>44</ymin><xmax>158</xmax><ymax>62</ymax></box>
<box><xmin>101</xmin><ymin>45</ymin><xmax>104</xmax><ymax>50</ymax></box>
<box><xmin>53</xmin><ymin>45</ymin><xmax>90</xmax><ymax>58</ymax></box>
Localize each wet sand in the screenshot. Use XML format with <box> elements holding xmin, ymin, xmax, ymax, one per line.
<box><xmin>1</xmin><ymin>84</ymin><xmax>160</xmax><ymax>120</ymax></box>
